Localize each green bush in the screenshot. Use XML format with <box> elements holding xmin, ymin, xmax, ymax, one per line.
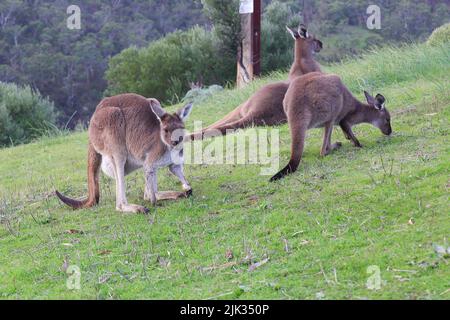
<box><xmin>427</xmin><ymin>23</ymin><xmax>450</xmax><ymax>46</ymax></box>
<box><xmin>105</xmin><ymin>26</ymin><xmax>235</xmax><ymax>104</ymax></box>
<box><xmin>260</xmin><ymin>1</ymin><xmax>300</xmax><ymax>73</ymax></box>
<box><xmin>0</xmin><ymin>82</ymin><xmax>56</xmax><ymax>147</ymax></box>
<box><xmin>319</xmin><ymin>26</ymin><xmax>384</xmax><ymax>63</ymax></box>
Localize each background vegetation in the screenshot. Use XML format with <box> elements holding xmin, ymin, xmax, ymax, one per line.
<box><xmin>0</xmin><ymin>42</ymin><xmax>448</xmax><ymax>299</ymax></box>
<box><xmin>0</xmin><ymin>82</ymin><xmax>56</xmax><ymax>146</ymax></box>
<box><xmin>105</xmin><ymin>26</ymin><xmax>235</xmax><ymax>104</ymax></box>
<box><xmin>0</xmin><ymin>0</ymin><xmax>448</xmax><ymax>132</ymax></box>
<box><xmin>427</xmin><ymin>22</ymin><xmax>450</xmax><ymax>46</ymax></box>
<box><xmin>0</xmin><ymin>0</ymin><xmax>207</xmax><ymax>126</ymax></box>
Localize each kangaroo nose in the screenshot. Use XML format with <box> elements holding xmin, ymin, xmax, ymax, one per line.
<box><xmin>173</xmin><ymin>136</ymin><xmax>183</xmax><ymax>146</ymax></box>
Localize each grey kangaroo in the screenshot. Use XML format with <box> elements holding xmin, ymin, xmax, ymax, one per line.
<box><xmin>189</xmin><ymin>24</ymin><xmax>323</xmax><ymax>140</ymax></box>
<box><xmin>271</xmin><ymin>72</ymin><xmax>392</xmax><ymax>181</ymax></box>
<box><xmin>56</xmin><ymin>93</ymin><xmax>194</xmax><ymax>213</ymax></box>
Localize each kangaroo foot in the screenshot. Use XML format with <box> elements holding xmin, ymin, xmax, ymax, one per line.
<box><xmin>156</xmin><ymin>191</ymin><xmax>188</xmax><ymax>201</ymax></box>
<box><xmin>117</xmin><ymin>203</ymin><xmax>150</xmax><ymax>214</ymax></box>
<box><xmin>331</xmin><ymin>142</ymin><xmax>342</xmax><ymax>150</ymax></box>
<box><xmin>353</xmin><ymin>140</ymin><xmax>363</xmax><ymax>148</ymax></box>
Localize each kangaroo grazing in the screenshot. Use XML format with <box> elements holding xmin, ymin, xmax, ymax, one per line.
<box><xmin>56</xmin><ymin>93</ymin><xmax>194</xmax><ymax>213</ymax></box>
<box><xmin>270</xmin><ymin>72</ymin><xmax>392</xmax><ymax>181</ymax></box>
<box><xmin>188</xmin><ymin>24</ymin><xmax>322</xmax><ymax>140</ymax></box>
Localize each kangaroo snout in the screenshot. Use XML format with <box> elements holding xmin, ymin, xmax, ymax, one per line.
<box><xmin>172</xmin><ymin>135</ymin><xmax>183</xmax><ymax>146</ymax></box>
<box><xmin>385</xmin><ymin>128</ymin><xmax>393</xmax><ymax>136</ymax></box>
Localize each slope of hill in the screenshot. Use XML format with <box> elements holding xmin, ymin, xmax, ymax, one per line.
<box><xmin>0</xmin><ymin>43</ymin><xmax>449</xmax><ymax>299</ymax></box>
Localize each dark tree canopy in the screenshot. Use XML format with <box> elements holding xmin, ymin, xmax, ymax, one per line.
<box><xmin>0</xmin><ymin>0</ymin><xmax>448</xmax><ymax>126</ymax></box>
<box><xmin>0</xmin><ymin>0</ymin><xmax>208</xmax><ymax>126</ymax></box>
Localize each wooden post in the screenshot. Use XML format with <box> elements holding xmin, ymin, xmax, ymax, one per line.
<box><xmin>252</xmin><ymin>0</ymin><xmax>261</xmax><ymax>77</ymax></box>
<box><xmin>237</xmin><ymin>0</ymin><xmax>261</xmax><ymax>88</ymax></box>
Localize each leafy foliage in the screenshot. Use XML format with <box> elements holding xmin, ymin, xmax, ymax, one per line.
<box><xmin>260</xmin><ymin>1</ymin><xmax>301</xmax><ymax>73</ymax></box>
<box><xmin>0</xmin><ymin>0</ymin><xmax>448</xmax><ymax>126</ymax></box>
<box><xmin>427</xmin><ymin>23</ymin><xmax>450</xmax><ymax>46</ymax></box>
<box><xmin>202</xmin><ymin>0</ymin><xmax>241</xmax><ymax>59</ymax></box>
<box><xmin>0</xmin><ymin>0</ymin><xmax>207</xmax><ymax>125</ymax></box>
<box><xmin>0</xmin><ymin>82</ymin><xmax>56</xmax><ymax>147</ymax></box>
<box><xmin>106</xmin><ymin>27</ymin><xmax>235</xmax><ymax>104</ymax></box>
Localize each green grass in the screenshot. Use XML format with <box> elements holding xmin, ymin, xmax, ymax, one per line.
<box><xmin>0</xmin><ymin>43</ymin><xmax>449</xmax><ymax>299</ymax></box>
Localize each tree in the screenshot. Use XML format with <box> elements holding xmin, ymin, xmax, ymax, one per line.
<box><xmin>201</xmin><ymin>0</ymin><xmax>241</xmax><ymax>59</ymax></box>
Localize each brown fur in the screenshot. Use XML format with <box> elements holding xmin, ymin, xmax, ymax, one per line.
<box><xmin>56</xmin><ymin>93</ymin><xmax>194</xmax><ymax>213</ymax></box>
<box><xmin>270</xmin><ymin>72</ymin><xmax>392</xmax><ymax>181</ymax></box>
<box><xmin>189</xmin><ymin>25</ymin><xmax>322</xmax><ymax>140</ymax></box>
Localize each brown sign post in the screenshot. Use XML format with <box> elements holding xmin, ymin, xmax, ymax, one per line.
<box><xmin>237</xmin><ymin>0</ymin><xmax>261</xmax><ymax>88</ymax></box>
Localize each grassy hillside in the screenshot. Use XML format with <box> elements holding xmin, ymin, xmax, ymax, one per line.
<box><xmin>0</xmin><ymin>43</ymin><xmax>449</xmax><ymax>299</ymax></box>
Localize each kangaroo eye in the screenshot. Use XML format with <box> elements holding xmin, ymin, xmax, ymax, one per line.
<box><xmin>164</xmin><ymin>129</ymin><xmax>169</xmax><ymax>133</ymax></box>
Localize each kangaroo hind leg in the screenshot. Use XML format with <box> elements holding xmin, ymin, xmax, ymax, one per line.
<box><xmin>113</xmin><ymin>155</ymin><xmax>149</xmax><ymax>214</ymax></box>
<box><xmin>320</xmin><ymin>121</ymin><xmax>341</xmax><ymax>157</ymax></box>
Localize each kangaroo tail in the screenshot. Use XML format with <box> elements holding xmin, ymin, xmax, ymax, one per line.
<box><xmin>188</xmin><ymin>104</ymin><xmax>246</xmax><ymax>141</ymax></box>
<box><xmin>270</xmin><ymin>121</ymin><xmax>307</xmax><ymax>182</ymax></box>
<box><xmin>189</xmin><ymin>115</ymin><xmax>260</xmax><ymax>141</ymax></box>
<box><xmin>269</xmin><ymin>159</ymin><xmax>299</xmax><ymax>182</ymax></box>
<box><xmin>56</xmin><ymin>142</ymin><xmax>102</xmax><ymax>209</ymax></box>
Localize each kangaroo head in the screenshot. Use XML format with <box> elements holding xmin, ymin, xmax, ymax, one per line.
<box><xmin>286</xmin><ymin>24</ymin><xmax>323</xmax><ymax>54</ymax></box>
<box><xmin>149</xmin><ymin>99</ymin><xmax>194</xmax><ymax>148</ymax></box>
<box><xmin>364</xmin><ymin>91</ymin><xmax>392</xmax><ymax>136</ymax></box>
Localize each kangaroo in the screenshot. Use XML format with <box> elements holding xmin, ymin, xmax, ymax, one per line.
<box><xmin>189</xmin><ymin>24</ymin><xmax>322</xmax><ymax>140</ymax></box>
<box><xmin>270</xmin><ymin>72</ymin><xmax>392</xmax><ymax>181</ymax></box>
<box><xmin>56</xmin><ymin>93</ymin><xmax>194</xmax><ymax>213</ymax></box>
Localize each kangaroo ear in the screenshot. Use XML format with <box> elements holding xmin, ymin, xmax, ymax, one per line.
<box><xmin>298</xmin><ymin>24</ymin><xmax>308</xmax><ymax>38</ymax></box>
<box><xmin>149</xmin><ymin>98</ymin><xmax>166</xmax><ymax>121</ymax></box>
<box><xmin>286</xmin><ymin>26</ymin><xmax>299</xmax><ymax>39</ymax></box>
<box><xmin>314</xmin><ymin>39</ymin><xmax>323</xmax><ymax>51</ymax></box>
<box><xmin>364</xmin><ymin>91</ymin><xmax>376</xmax><ymax>105</ymax></box>
<box><xmin>375</xmin><ymin>94</ymin><xmax>386</xmax><ymax>110</ymax></box>
<box><xmin>177</xmin><ymin>102</ymin><xmax>193</xmax><ymax>122</ymax></box>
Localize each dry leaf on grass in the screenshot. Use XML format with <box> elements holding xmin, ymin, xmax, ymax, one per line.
<box><xmin>201</xmin><ymin>261</ymin><xmax>237</xmax><ymax>273</ymax></box>
<box><xmin>61</xmin><ymin>257</ymin><xmax>69</xmax><ymax>272</ymax></box>
<box><xmin>433</xmin><ymin>244</ymin><xmax>450</xmax><ymax>257</ymax></box>
<box><xmin>157</xmin><ymin>256</ymin><xmax>171</xmax><ymax>268</ymax></box>
<box><xmin>98</xmin><ymin>250</ymin><xmax>112</xmax><ymax>256</ymax></box>
<box><xmin>283</xmin><ymin>239</ymin><xmax>290</xmax><ymax>253</ymax></box>
<box><xmin>248</xmin><ymin>195</ymin><xmax>259</xmax><ymax>204</ymax></box>
<box><xmin>66</xmin><ymin>229</ymin><xmax>84</xmax><ymax>234</ymax></box>
<box><xmin>248</xmin><ymin>258</ymin><xmax>269</xmax><ymax>272</ymax></box>
<box><xmin>98</xmin><ymin>273</ymin><xmax>112</xmax><ymax>284</ymax></box>
<box><xmin>300</xmin><ymin>239</ymin><xmax>311</xmax><ymax>245</ymax></box>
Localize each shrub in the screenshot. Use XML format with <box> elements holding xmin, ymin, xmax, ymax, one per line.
<box><xmin>261</xmin><ymin>1</ymin><xmax>300</xmax><ymax>73</ymax></box>
<box><xmin>182</xmin><ymin>85</ymin><xmax>224</xmax><ymax>104</ymax></box>
<box><xmin>0</xmin><ymin>82</ymin><xmax>56</xmax><ymax>147</ymax></box>
<box><xmin>319</xmin><ymin>26</ymin><xmax>383</xmax><ymax>63</ymax></box>
<box><xmin>427</xmin><ymin>23</ymin><xmax>450</xmax><ymax>46</ymax></box>
<box><xmin>105</xmin><ymin>26</ymin><xmax>235</xmax><ymax>104</ymax></box>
